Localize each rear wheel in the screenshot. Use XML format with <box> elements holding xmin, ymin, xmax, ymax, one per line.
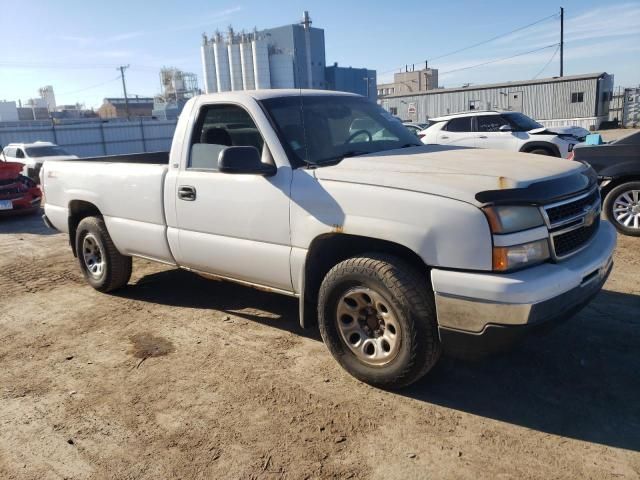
<box><xmin>75</xmin><ymin>216</ymin><xmax>132</xmax><ymax>291</ymax></box>
<box><xmin>318</xmin><ymin>253</ymin><xmax>441</xmax><ymax>389</ymax></box>
<box><xmin>603</xmin><ymin>181</ymin><xmax>640</xmax><ymax>236</ymax></box>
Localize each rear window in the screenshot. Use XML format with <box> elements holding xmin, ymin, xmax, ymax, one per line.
<box><xmin>444</xmin><ymin>117</ymin><xmax>471</xmax><ymax>132</ymax></box>
<box><xmin>25</xmin><ymin>146</ymin><xmax>71</xmax><ymax>157</ymax></box>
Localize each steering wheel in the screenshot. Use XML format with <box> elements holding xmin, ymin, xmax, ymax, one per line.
<box><xmin>345</xmin><ymin>129</ymin><xmax>373</xmax><ymax>144</ymax></box>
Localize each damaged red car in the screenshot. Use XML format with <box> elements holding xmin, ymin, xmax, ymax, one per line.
<box><xmin>0</xmin><ymin>161</ymin><xmax>42</xmax><ymax>216</ymax></box>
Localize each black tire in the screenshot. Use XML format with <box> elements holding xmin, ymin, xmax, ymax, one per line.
<box><xmin>318</xmin><ymin>253</ymin><xmax>441</xmax><ymax>389</ymax></box>
<box><xmin>528</xmin><ymin>148</ymin><xmax>552</xmax><ymax>156</ymax></box>
<box><xmin>603</xmin><ymin>181</ymin><xmax>640</xmax><ymax>236</ymax></box>
<box><xmin>75</xmin><ymin>216</ymin><xmax>132</xmax><ymax>291</ymax></box>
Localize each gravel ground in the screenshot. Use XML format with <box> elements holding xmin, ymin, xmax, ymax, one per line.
<box><xmin>0</xmin><ymin>212</ymin><xmax>638</xmax><ymax>480</ymax></box>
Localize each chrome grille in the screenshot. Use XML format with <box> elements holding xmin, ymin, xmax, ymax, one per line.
<box><xmin>541</xmin><ymin>187</ymin><xmax>601</xmax><ymax>260</ymax></box>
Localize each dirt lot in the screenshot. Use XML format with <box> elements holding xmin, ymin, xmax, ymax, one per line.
<box><xmin>0</xmin><ymin>213</ymin><xmax>638</xmax><ymax>480</ymax></box>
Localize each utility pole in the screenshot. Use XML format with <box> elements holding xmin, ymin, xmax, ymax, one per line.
<box><xmin>118</xmin><ymin>65</ymin><xmax>131</xmax><ymax>119</ymax></box>
<box><xmin>560</xmin><ymin>7</ymin><xmax>564</xmax><ymax>77</ymax></box>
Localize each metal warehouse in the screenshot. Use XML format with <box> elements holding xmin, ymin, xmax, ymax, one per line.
<box><xmin>379</xmin><ymin>72</ymin><xmax>614</xmax><ymax>129</ymax></box>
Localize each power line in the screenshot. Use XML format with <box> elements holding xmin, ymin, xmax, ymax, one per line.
<box><xmin>0</xmin><ymin>61</ymin><xmax>120</xmax><ymax>70</ymax></box>
<box><xmin>438</xmin><ymin>43</ymin><xmax>560</xmax><ymax>76</ymax></box>
<box><xmin>0</xmin><ymin>61</ymin><xmax>161</xmax><ymax>72</ymax></box>
<box><xmin>533</xmin><ymin>44</ymin><xmax>560</xmax><ymax>79</ymax></box>
<box><xmin>378</xmin><ymin>12</ymin><xmax>560</xmax><ymax>76</ymax></box>
<box><xmin>57</xmin><ymin>76</ymin><xmax>122</xmax><ymax>96</ymax></box>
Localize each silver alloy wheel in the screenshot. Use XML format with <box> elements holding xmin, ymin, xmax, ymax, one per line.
<box><xmin>336</xmin><ymin>287</ymin><xmax>401</xmax><ymax>366</ymax></box>
<box><xmin>82</xmin><ymin>234</ymin><xmax>105</xmax><ymax>279</ymax></box>
<box><xmin>613</xmin><ymin>189</ymin><xmax>640</xmax><ymax>230</ymax></box>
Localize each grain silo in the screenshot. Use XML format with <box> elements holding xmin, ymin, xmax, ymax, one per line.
<box><xmin>269</xmin><ymin>53</ymin><xmax>295</xmax><ymax>89</ymax></box>
<box><xmin>200</xmin><ymin>35</ymin><xmax>218</xmax><ymax>93</ymax></box>
<box><xmin>240</xmin><ymin>35</ymin><xmax>255</xmax><ymax>90</ymax></box>
<box><xmin>227</xmin><ymin>28</ymin><xmax>243</xmax><ymax>91</ymax></box>
<box><xmin>252</xmin><ymin>36</ymin><xmax>271</xmax><ymax>90</ymax></box>
<box><xmin>213</xmin><ymin>32</ymin><xmax>231</xmax><ymax>92</ymax></box>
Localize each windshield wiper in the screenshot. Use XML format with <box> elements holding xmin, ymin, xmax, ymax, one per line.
<box><xmin>399</xmin><ymin>143</ymin><xmax>422</xmax><ymax>148</ymax></box>
<box><xmin>311</xmin><ymin>150</ymin><xmax>370</xmax><ymax>167</ymax></box>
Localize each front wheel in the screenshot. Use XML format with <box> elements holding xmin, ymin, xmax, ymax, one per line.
<box><xmin>528</xmin><ymin>148</ymin><xmax>552</xmax><ymax>156</ymax></box>
<box><xmin>318</xmin><ymin>254</ymin><xmax>441</xmax><ymax>389</ymax></box>
<box><xmin>75</xmin><ymin>216</ymin><xmax>132</xmax><ymax>291</ymax></box>
<box><xmin>603</xmin><ymin>181</ymin><xmax>640</xmax><ymax>236</ymax></box>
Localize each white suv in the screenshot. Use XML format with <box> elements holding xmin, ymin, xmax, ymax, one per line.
<box><xmin>419</xmin><ymin>111</ymin><xmax>588</xmax><ymax>158</ymax></box>
<box><xmin>1</xmin><ymin>142</ymin><xmax>78</xmax><ymax>180</ymax></box>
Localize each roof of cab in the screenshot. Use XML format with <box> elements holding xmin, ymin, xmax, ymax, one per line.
<box><xmin>198</xmin><ymin>89</ymin><xmax>361</xmax><ymax>102</ymax></box>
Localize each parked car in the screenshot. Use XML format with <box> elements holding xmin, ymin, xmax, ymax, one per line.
<box><xmin>0</xmin><ymin>161</ymin><xmax>42</xmax><ymax>216</ymax></box>
<box><xmin>1</xmin><ymin>142</ymin><xmax>78</xmax><ymax>181</ymax></box>
<box><xmin>570</xmin><ymin>130</ymin><xmax>640</xmax><ymax>235</ymax></box>
<box><xmin>41</xmin><ymin>90</ymin><xmax>615</xmax><ymax>389</ymax></box>
<box><xmin>419</xmin><ymin>110</ymin><xmax>588</xmax><ymax>158</ymax></box>
<box><xmin>403</xmin><ymin>121</ymin><xmax>431</xmax><ymax>137</ymax></box>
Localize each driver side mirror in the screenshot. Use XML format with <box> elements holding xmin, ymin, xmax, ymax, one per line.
<box><xmin>499</xmin><ymin>124</ymin><xmax>512</xmax><ymax>132</ymax></box>
<box><xmin>218</xmin><ymin>146</ymin><xmax>276</xmax><ymax>176</ymax></box>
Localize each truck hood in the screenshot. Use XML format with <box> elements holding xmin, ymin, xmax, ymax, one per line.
<box><xmin>529</xmin><ymin>126</ymin><xmax>590</xmax><ymax>139</ymax></box>
<box><xmin>313</xmin><ymin>145</ymin><xmax>587</xmax><ymax>205</ymax></box>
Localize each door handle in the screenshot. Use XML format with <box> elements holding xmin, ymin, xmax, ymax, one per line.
<box><xmin>178</xmin><ymin>185</ymin><xmax>196</xmax><ymax>201</ymax></box>
<box><xmin>440</xmin><ymin>135</ymin><xmax>449</xmax><ymax>139</ymax></box>
<box><xmin>478</xmin><ymin>135</ymin><xmax>488</xmax><ymax>139</ymax></box>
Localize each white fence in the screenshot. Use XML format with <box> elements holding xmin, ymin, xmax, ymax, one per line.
<box><xmin>0</xmin><ymin>119</ymin><xmax>177</xmax><ymax>157</ymax></box>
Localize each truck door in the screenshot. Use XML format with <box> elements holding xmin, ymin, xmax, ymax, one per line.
<box><xmin>171</xmin><ymin>102</ymin><xmax>293</xmax><ymax>292</ymax></box>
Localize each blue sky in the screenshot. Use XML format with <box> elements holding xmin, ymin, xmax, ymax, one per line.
<box><xmin>1</xmin><ymin>0</ymin><xmax>639</xmax><ymax>109</ymax></box>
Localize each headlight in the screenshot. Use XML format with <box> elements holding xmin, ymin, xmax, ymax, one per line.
<box><xmin>493</xmin><ymin>239</ymin><xmax>550</xmax><ymax>272</ymax></box>
<box><xmin>483</xmin><ymin>206</ymin><xmax>544</xmax><ymax>234</ymax></box>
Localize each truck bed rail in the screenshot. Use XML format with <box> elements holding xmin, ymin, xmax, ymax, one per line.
<box><xmin>68</xmin><ymin>151</ymin><xmax>169</xmax><ymax>164</ymax></box>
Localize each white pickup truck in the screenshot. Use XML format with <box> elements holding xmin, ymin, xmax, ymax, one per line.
<box><xmin>41</xmin><ymin>90</ymin><xmax>616</xmax><ymax>389</ymax></box>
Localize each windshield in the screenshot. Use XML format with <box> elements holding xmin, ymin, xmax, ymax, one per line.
<box><xmin>25</xmin><ymin>146</ymin><xmax>71</xmax><ymax>157</ymax></box>
<box><xmin>503</xmin><ymin>112</ymin><xmax>543</xmax><ymax>132</ymax></box>
<box><xmin>260</xmin><ymin>95</ymin><xmax>421</xmax><ymax>167</ymax></box>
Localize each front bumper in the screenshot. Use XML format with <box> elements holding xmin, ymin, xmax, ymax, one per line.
<box><xmin>431</xmin><ymin>220</ymin><xmax>616</xmax><ymax>356</ymax></box>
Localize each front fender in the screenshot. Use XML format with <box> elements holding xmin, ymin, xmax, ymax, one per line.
<box><xmin>519</xmin><ymin>141</ymin><xmax>561</xmax><ymax>157</ymax></box>
<box><xmin>290</xmin><ymin>170</ymin><xmax>493</xmax><ymax>272</ymax></box>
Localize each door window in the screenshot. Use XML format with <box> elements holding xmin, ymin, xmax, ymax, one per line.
<box><xmin>16</xmin><ymin>149</ymin><xmax>25</xmax><ymax>159</ymax></box>
<box><xmin>477</xmin><ymin>115</ymin><xmax>509</xmax><ymax>132</ymax></box>
<box><xmin>189</xmin><ymin>104</ymin><xmax>265</xmax><ymax>170</ymax></box>
<box><xmin>444</xmin><ymin>117</ymin><xmax>471</xmax><ymax>132</ymax></box>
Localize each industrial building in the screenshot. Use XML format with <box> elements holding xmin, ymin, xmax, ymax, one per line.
<box><xmin>152</xmin><ymin>67</ymin><xmax>200</xmax><ymax>120</ymax></box>
<box><xmin>98</xmin><ymin>97</ymin><xmax>155</xmax><ymax>119</ymax></box>
<box><xmin>326</xmin><ymin>63</ymin><xmax>377</xmax><ymax>102</ymax></box>
<box><xmin>609</xmin><ymin>86</ymin><xmax>640</xmax><ymax>127</ymax></box>
<box><xmin>199</xmin><ymin>11</ymin><xmax>375</xmax><ymax>99</ymax></box>
<box><xmin>379</xmin><ymin>72</ymin><xmax>614</xmax><ymax>129</ymax></box>
<box><xmin>377</xmin><ymin>66</ymin><xmax>439</xmax><ymax>97</ymax></box>
<box><xmin>0</xmin><ymin>101</ymin><xmax>19</xmax><ymax>122</ymax></box>
<box><xmin>38</xmin><ymin>86</ymin><xmax>56</xmax><ymax>112</ymax></box>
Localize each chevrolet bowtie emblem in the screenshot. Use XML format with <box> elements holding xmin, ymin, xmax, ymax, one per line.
<box><xmin>583</xmin><ymin>206</ymin><xmax>597</xmax><ymax>227</ymax></box>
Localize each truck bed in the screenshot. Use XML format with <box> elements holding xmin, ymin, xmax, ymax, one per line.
<box><xmin>42</xmin><ymin>157</ymin><xmax>175</xmax><ymax>264</ymax></box>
